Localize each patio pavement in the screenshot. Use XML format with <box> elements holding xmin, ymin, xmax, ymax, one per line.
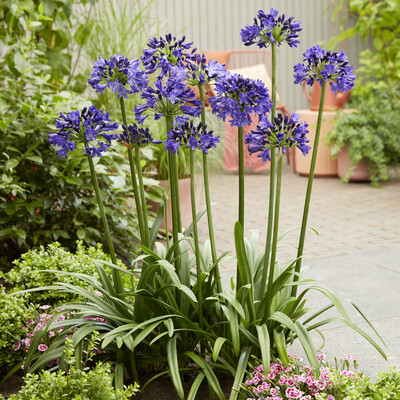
<box><xmin>196</xmin><ymin>163</ymin><xmax>400</xmax><ymax>375</ymax></box>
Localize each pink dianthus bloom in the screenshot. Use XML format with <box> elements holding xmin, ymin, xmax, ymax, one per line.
<box><xmin>38</xmin><ymin>344</ymin><xmax>48</xmax><ymax>351</ymax></box>
<box><xmin>286</xmin><ymin>387</ymin><xmax>303</xmax><ymax>399</ymax></box>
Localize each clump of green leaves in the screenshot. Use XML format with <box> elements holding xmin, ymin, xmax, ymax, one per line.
<box><xmin>338</xmin><ymin>367</ymin><xmax>400</xmax><ymax>400</ymax></box>
<box><xmin>326</xmin><ymin>90</ymin><xmax>400</xmax><ymax>187</ymax></box>
<box><xmin>0</xmin><ymin>287</ymin><xmax>35</xmax><ymax>377</ymax></box>
<box><xmin>1</xmin><ymin>241</ymin><xmax>136</xmax><ymax>305</ymax></box>
<box><xmin>0</xmin><ymin>337</ymin><xmax>138</xmax><ymax>400</ymax></box>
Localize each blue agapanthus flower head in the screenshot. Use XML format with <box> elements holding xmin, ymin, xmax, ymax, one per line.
<box><xmin>209</xmin><ymin>73</ymin><xmax>272</xmax><ymax>127</ymax></box>
<box><xmin>186</xmin><ymin>52</ymin><xmax>229</xmax><ymax>87</ymax></box>
<box><xmin>134</xmin><ymin>66</ymin><xmax>201</xmax><ymax>124</ymax></box>
<box><xmin>49</xmin><ymin>106</ymin><xmax>118</xmax><ymax>158</ymax></box>
<box><xmin>245</xmin><ymin>112</ymin><xmax>310</xmax><ymax>161</ymax></box>
<box><xmin>88</xmin><ymin>54</ymin><xmax>148</xmax><ymax>99</ymax></box>
<box><xmin>164</xmin><ymin>120</ymin><xmax>220</xmax><ymax>155</ymax></box>
<box><xmin>141</xmin><ymin>34</ymin><xmax>196</xmax><ymax>79</ymax></box>
<box><xmin>241</xmin><ymin>8</ymin><xmax>302</xmax><ymax>48</ymax></box>
<box><xmin>116</xmin><ymin>124</ymin><xmax>162</xmax><ymax>149</ymax></box>
<box><xmin>293</xmin><ymin>45</ymin><xmax>355</xmax><ymax>93</ymax></box>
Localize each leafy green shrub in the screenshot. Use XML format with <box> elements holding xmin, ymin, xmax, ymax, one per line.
<box><xmin>340</xmin><ymin>367</ymin><xmax>400</xmax><ymax>400</ymax></box>
<box><xmin>0</xmin><ymin>1</ymin><xmax>144</xmax><ymax>269</ymax></box>
<box><xmin>327</xmin><ymin>91</ymin><xmax>400</xmax><ymax>187</ymax></box>
<box><xmin>1</xmin><ymin>241</ymin><xmax>136</xmax><ymax>305</ymax></box>
<box><xmin>0</xmin><ymin>287</ymin><xmax>35</xmax><ymax>377</ymax></box>
<box><xmin>0</xmin><ymin>338</ymin><xmax>138</xmax><ymax>400</ymax></box>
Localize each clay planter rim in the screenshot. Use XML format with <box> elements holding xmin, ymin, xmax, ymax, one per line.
<box><xmin>336</xmin><ymin>146</ymin><xmax>370</xmax><ymax>182</ymax></box>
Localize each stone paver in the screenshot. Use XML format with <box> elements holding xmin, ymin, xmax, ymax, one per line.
<box><xmin>197</xmin><ymin>164</ymin><xmax>400</xmax><ymax>375</ymax></box>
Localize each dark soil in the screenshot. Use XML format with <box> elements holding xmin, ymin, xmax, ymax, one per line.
<box><xmin>0</xmin><ymin>371</ymin><xmax>24</xmax><ymax>399</ymax></box>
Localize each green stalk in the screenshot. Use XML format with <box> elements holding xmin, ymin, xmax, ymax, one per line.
<box><xmin>291</xmin><ymin>81</ymin><xmax>327</xmax><ymax>298</ymax></box>
<box><xmin>198</xmin><ymin>83</ymin><xmax>222</xmax><ymax>293</ymax></box>
<box><xmin>265</xmin><ymin>149</ymin><xmax>283</xmax><ymax>313</ymax></box>
<box><xmin>173</xmin><ymin>154</ymin><xmax>182</xmax><ymax>233</ymax></box>
<box><xmin>135</xmin><ymin>147</ymin><xmax>150</xmax><ymax>248</ymax></box>
<box><xmin>190</xmin><ymin>149</ymin><xmax>203</xmax><ymax>327</ymax></box>
<box><xmin>259</xmin><ymin>42</ymin><xmax>277</xmax><ymax>299</ymax></box>
<box><xmin>87</xmin><ymin>155</ymin><xmax>123</xmax><ymax>294</ymax></box>
<box><xmin>238</xmin><ymin>126</ymin><xmax>245</xmax><ymax>229</ymax></box>
<box><xmin>119</xmin><ymin>98</ymin><xmax>146</xmax><ymax>246</ymax></box>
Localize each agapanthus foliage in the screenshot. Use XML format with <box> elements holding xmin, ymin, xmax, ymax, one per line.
<box><xmin>210</xmin><ymin>73</ymin><xmax>272</xmax><ymax>127</ymax></box>
<box><xmin>246</xmin><ymin>113</ymin><xmax>310</xmax><ymax>162</ymax></box>
<box><xmin>116</xmin><ymin>124</ymin><xmax>162</xmax><ymax>149</ymax></box>
<box><xmin>134</xmin><ymin>66</ymin><xmax>201</xmax><ymax>124</ymax></box>
<box><xmin>241</xmin><ymin>354</ymin><xmax>358</xmax><ymax>400</ymax></box>
<box><xmin>141</xmin><ymin>34</ymin><xmax>196</xmax><ymax>78</ymax></box>
<box><xmin>241</xmin><ymin>8</ymin><xmax>302</xmax><ymax>48</ymax></box>
<box><xmin>88</xmin><ymin>54</ymin><xmax>148</xmax><ymax>99</ymax></box>
<box><xmin>293</xmin><ymin>45</ymin><xmax>355</xmax><ymax>93</ymax></box>
<box><xmin>49</xmin><ymin>106</ymin><xmax>118</xmax><ymax>158</ymax></box>
<box><xmin>164</xmin><ymin>120</ymin><xmax>220</xmax><ymax>155</ymax></box>
<box><xmin>186</xmin><ymin>52</ymin><xmax>229</xmax><ymax>87</ymax></box>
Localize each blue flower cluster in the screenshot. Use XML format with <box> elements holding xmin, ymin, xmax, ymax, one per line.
<box><xmin>135</xmin><ymin>66</ymin><xmax>201</xmax><ymax>124</ymax></box>
<box><xmin>293</xmin><ymin>45</ymin><xmax>355</xmax><ymax>93</ymax></box>
<box><xmin>116</xmin><ymin>124</ymin><xmax>162</xmax><ymax>149</ymax></box>
<box><xmin>186</xmin><ymin>52</ymin><xmax>229</xmax><ymax>87</ymax></box>
<box><xmin>49</xmin><ymin>106</ymin><xmax>118</xmax><ymax>158</ymax></box>
<box><xmin>209</xmin><ymin>73</ymin><xmax>272</xmax><ymax>127</ymax></box>
<box><xmin>88</xmin><ymin>54</ymin><xmax>148</xmax><ymax>99</ymax></box>
<box><xmin>164</xmin><ymin>121</ymin><xmax>220</xmax><ymax>155</ymax></box>
<box><xmin>245</xmin><ymin>113</ymin><xmax>310</xmax><ymax>162</ymax></box>
<box><xmin>141</xmin><ymin>34</ymin><xmax>196</xmax><ymax>78</ymax></box>
<box><xmin>241</xmin><ymin>8</ymin><xmax>302</xmax><ymax>48</ymax></box>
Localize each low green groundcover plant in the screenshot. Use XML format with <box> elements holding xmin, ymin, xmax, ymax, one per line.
<box><xmin>1</xmin><ymin>241</ymin><xmax>135</xmax><ymax>305</ymax></box>
<box><xmin>0</xmin><ymin>338</ymin><xmax>138</xmax><ymax>400</ymax></box>
<box><xmin>0</xmin><ymin>288</ymin><xmax>35</xmax><ymax>376</ymax></box>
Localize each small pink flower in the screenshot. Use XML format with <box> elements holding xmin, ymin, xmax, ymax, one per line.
<box><xmin>95</xmin><ymin>291</ymin><xmax>103</xmax><ymax>297</ymax></box>
<box><xmin>270</xmin><ymin>387</ymin><xmax>279</xmax><ymax>396</ymax></box>
<box><xmin>285</xmin><ymin>387</ymin><xmax>303</xmax><ymax>399</ymax></box>
<box><xmin>14</xmin><ymin>342</ymin><xmax>21</xmax><ymax>351</ymax></box>
<box><xmin>38</xmin><ymin>344</ymin><xmax>48</xmax><ymax>351</ymax></box>
<box><xmin>49</xmin><ymin>331</ymin><xmax>55</xmax><ymax>338</ymax></box>
<box><xmin>39</xmin><ymin>305</ymin><xmax>50</xmax><ymax>310</ymax></box>
<box><xmin>327</xmin><ymin>396</ymin><xmax>335</xmax><ymax>400</ymax></box>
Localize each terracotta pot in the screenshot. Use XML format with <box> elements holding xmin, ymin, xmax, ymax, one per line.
<box><xmin>302</xmin><ymin>81</ymin><xmax>350</xmax><ymax>111</ymax></box>
<box><xmin>337</xmin><ymin>146</ymin><xmax>370</xmax><ymax>181</ymax></box>
<box><xmin>149</xmin><ymin>177</ymin><xmax>195</xmax><ymax>234</ymax></box>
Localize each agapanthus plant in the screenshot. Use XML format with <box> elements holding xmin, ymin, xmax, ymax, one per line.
<box><xmin>186</xmin><ymin>52</ymin><xmax>228</xmax><ymax>87</ymax></box>
<box><xmin>117</xmin><ymin>124</ymin><xmax>162</xmax><ymax>149</ymax></box>
<box><xmin>241</xmin><ymin>8</ymin><xmax>302</xmax><ymax>48</ymax></box>
<box><xmin>294</xmin><ymin>45</ymin><xmax>355</xmax><ymax>93</ymax></box>
<box><xmin>246</xmin><ymin>113</ymin><xmax>310</xmax><ymax>162</ymax></box>
<box><xmin>141</xmin><ymin>34</ymin><xmax>196</xmax><ymax>77</ymax></box>
<box><xmin>49</xmin><ymin>105</ymin><xmax>122</xmax><ymax>293</ymax></box>
<box><xmin>292</xmin><ymin>46</ymin><xmax>355</xmax><ymax>297</ymax></box>
<box><xmin>88</xmin><ymin>54</ymin><xmax>148</xmax><ymax>99</ymax></box>
<box><xmin>164</xmin><ymin>120</ymin><xmax>220</xmax><ymax>155</ymax></box>
<box><xmin>49</xmin><ymin>106</ymin><xmax>118</xmax><ymax>159</ymax></box>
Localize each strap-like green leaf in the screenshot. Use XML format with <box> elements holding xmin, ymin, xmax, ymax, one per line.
<box><xmin>256</xmin><ymin>324</ymin><xmax>270</xmax><ymax>374</ymax></box>
<box><xmin>273</xmin><ymin>330</ymin><xmax>289</xmax><ymax>365</ymax></box>
<box><xmin>269</xmin><ymin>311</ymin><xmax>296</xmax><ymax>331</ymax></box>
<box><xmin>167</xmin><ymin>337</ymin><xmax>185</xmax><ymax>400</ymax></box>
<box><xmin>212</xmin><ymin>337</ymin><xmax>228</xmax><ymax>362</ymax></box>
<box><xmin>229</xmin><ymin>346</ymin><xmax>251</xmax><ymax>400</ymax></box>
<box><xmin>295</xmin><ymin>320</ymin><xmax>319</xmax><ymax>372</ymax></box>
<box><xmin>150</xmin><ymin>200</ymin><xmax>165</xmax><ymax>250</ymax></box>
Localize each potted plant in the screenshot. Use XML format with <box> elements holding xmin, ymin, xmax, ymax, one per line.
<box><xmin>326</xmin><ymin>93</ymin><xmax>400</xmax><ymax>187</ymax></box>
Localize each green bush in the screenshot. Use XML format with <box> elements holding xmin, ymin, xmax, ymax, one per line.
<box><xmin>0</xmin><ymin>287</ymin><xmax>35</xmax><ymax>376</ymax></box>
<box><xmin>341</xmin><ymin>367</ymin><xmax>400</xmax><ymax>400</ymax></box>
<box><xmin>1</xmin><ymin>241</ymin><xmax>136</xmax><ymax>306</ymax></box>
<box><xmin>0</xmin><ymin>339</ymin><xmax>138</xmax><ymax>400</ymax></box>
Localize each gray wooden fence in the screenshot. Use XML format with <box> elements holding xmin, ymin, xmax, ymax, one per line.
<box><xmin>152</xmin><ymin>0</ymin><xmax>367</xmax><ymax>112</ymax></box>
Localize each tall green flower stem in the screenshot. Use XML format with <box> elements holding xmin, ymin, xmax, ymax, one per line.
<box><xmin>165</xmin><ymin>116</ymin><xmax>181</xmax><ymax>273</ymax></box>
<box><xmin>291</xmin><ymin>80</ymin><xmax>327</xmax><ymax>298</ymax></box>
<box><xmin>264</xmin><ymin>148</ymin><xmax>283</xmax><ymax>318</ymax></box>
<box><xmin>87</xmin><ymin>155</ymin><xmax>123</xmax><ymax>295</ymax></box>
<box><xmin>198</xmin><ymin>84</ymin><xmax>222</xmax><ymax>293</ymax></box>
<box><xmin>118</xmin><ymin>98</ymin><xmax>149</xmax><ymax>247</ymax></box>
<box><xmin>260</xmin><ymin>42</ymin><xmax>277</xmax><ymax>298</ymax></box>
<box><xmin>238</xmin><ymin>125</ymin><xmax>245</xmax><ymax>229</ymax></box>
<box><xmin>190</xmin><ymin>149</ymin><xmax>203</xmax><ymax>327</ymax></box>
